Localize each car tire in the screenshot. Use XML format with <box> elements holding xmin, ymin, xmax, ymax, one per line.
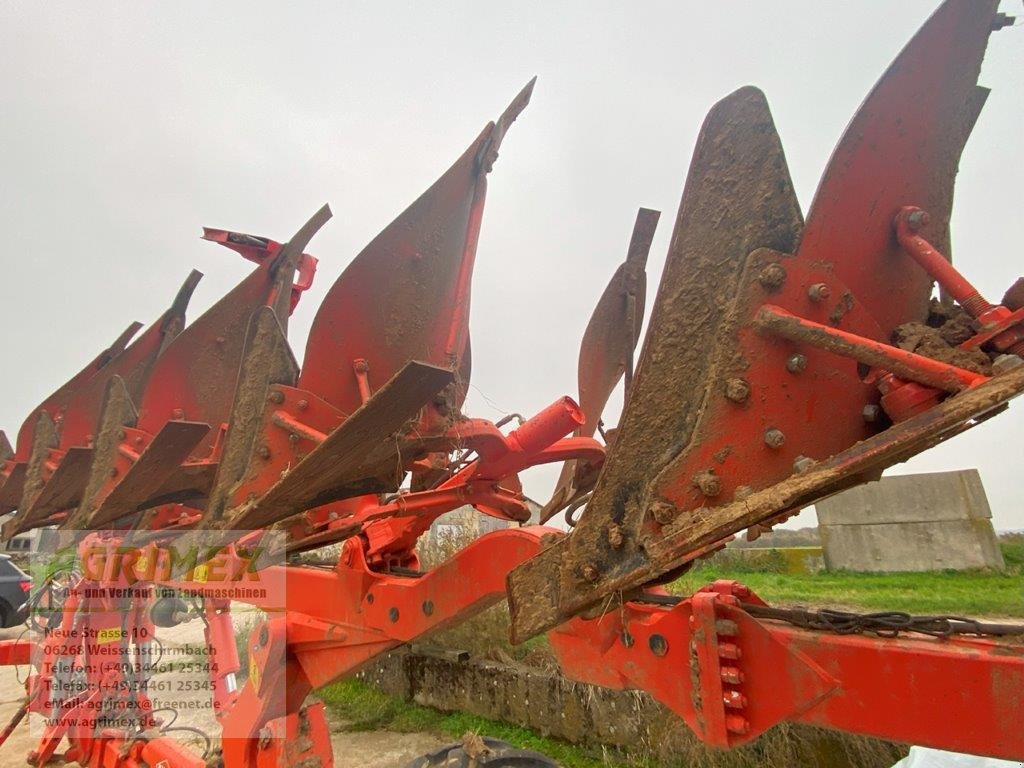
<box><xmin>0</xmin><ymin>600</ymin><xmax>11</xmax><ymax>630</ymax></box>
<box><xmin>405</xmin><ymin>737</ymin><xmax>558</xmax><ymax>767</ymax></box>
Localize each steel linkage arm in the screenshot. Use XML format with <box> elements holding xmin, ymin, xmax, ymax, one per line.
<box><xmin>218</xmin><ymin>527</ymin><xmax>557</xmax><ymax>768</ymax></box>
<box><xmin>549</xmin><ymin>580</ymin><xmax>1024</xmax><ymax>761</ymax></box>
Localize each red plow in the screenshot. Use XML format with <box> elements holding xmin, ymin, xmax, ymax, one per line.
<box><xmin>2</xmin><ymin>2</ymin><xmax>1023</xmax><ymax>766</ymax></box>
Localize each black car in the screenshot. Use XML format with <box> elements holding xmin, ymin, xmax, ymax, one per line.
<box><xmin>0</xmin><ymin>554</ymin><xmax>31</xmax><ymax>628</ymax></box>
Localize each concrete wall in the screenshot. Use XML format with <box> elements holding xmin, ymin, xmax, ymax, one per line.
<box><xmin>353</xmin><ymin>646</ymin><xmax>904</xmax><ymax>767</ymax></box>
<box><xmin>816</xmin><ymin>469</ymin><xmax>1005</xmax><ymax>572</ymax></box>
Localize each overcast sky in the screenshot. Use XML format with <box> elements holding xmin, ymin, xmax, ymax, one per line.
<box><xmin>1</xmin><ymin>2</ymin><xmax>1021</xmax><ymax>531</ymax></box>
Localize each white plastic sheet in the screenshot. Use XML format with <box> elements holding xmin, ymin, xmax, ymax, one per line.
<box><xmin>892</xmin><ymin>747</ymin><xmax>1023</xmax><ymax>768</ymax></box>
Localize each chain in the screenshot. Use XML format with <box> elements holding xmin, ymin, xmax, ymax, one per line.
<box><xmin>741</xmin><ymin>603</ymin><xmax>1024</xmax><ymax>639</ymax></box>
<box><xmin>630</xmin><ymin>592</ymin><xmax>1024</xmax><ymax>638</ymax></box>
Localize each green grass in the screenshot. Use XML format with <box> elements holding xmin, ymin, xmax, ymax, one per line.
<box><xmin>319</xmin><ymin>678</ymin><xmax>622</xmax><ymax>768</ymax></box>
<box><xmin>671</xmin><ymin>540</ymin><xmax>1024</xmax><ymax>617</ymax></box>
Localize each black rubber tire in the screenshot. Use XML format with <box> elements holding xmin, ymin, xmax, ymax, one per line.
<box><xmin>405</xmin><ymin>737</ymin><xmax>558</xmax><ymax>767</ymax></box>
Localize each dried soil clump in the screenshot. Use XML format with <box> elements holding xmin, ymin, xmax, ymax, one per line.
<box><xmin>892</xmin><ymin>299</ymin><xmax>991</xmax><ymax>374</ymax></box>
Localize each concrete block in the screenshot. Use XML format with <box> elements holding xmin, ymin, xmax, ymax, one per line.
<box><xmin>816</xmin><ymin>469</ymin><xmax>992</xmax><ymax>525</ymax></box>
<box><xmin>816</xmin><ymin>469</ymin><xmax>1005</xmax><ymax>572</ymax></box>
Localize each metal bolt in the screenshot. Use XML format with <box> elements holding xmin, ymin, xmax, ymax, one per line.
<box><xmin>606</xmin><ymin>523</ymin><xmax>624</xmax><ymax>549</ymax></box>
<box><xmin>117</xmin><ymin>429</ymin><xmax>126</xmax><ymax>440</ymax></box>
<box><xmin>793</xmin><ymin>455</ymin><xmax>815</xmax><ymax>474</ymax></box>
<box><xmin>353</xmin><ymin>358</ymin><xmax>369</xmax><ymax>373</ymax></box>
<box><xmin>648</xmin><ymin>634</ymin><xmax>668</xmax><ymax>657</ymax></box>
<box><xmin>992</xmin><ymin>354</ymin><xmax>1024</xmax><ymax>375</ymax></box>
<box><xmin>297</xmin><ymin>399</ymin><xmax>309</xmax><ymax>411</ymax></box>
<box><xmin>785</xmin><ymin>353</ymin><xmax>807</xmax><ymax>373</ymax></box>
<box><xmin>763</xmin><ymin>428</ymin><xmax>786</xmax><ymax>449</ymax></box>
<box><xmin>268</xmin><ymin>390</ymin><xmax>285</xmax><ymax>404</ymax></box>
<box><xmin>650</xmin><ymin>501</ymin><xmax>677</xmax><ymax>525</ymax></box>
<box><xmin>862</xmin><ymin>404</ymin><xmax>882</xmax><ymax>423</ymax></box>
<box><xmin>807</xmin><ymin>283</ymin><xmax>830</xmax><ymax>302</ymax></box>
<box><xmin>724</xmin><ymin>378</ymin><xmax>751</xmax><ymax>403</ymax></box>
<box><xmin>421</xmin><ymin>600</ymin><xmax>434</xmax><ymax>616</ymax></box>
<box><xmin>581</xmin><ymin>564</ymin><xmax>600</xmax><ymax>583</ymax></box>
<box><xmin>733</xmin><ymin>485</ymin><xmax>753</xmax><ymax>501</ymax></box>
<box><xmin>715</xmin><ymin>619</ymin><xmax>739</xmax><ymax>636</ymax></box>
<box><xmin>723</xmin><ymin>690</ymin><xmax>747</xmax><ymax>709</ymax></box>
<box><xmin>757</xmin><ymin>263</ymin><xmax>787</xmax><ymax>291</ymax></box>
<box><xmin>109</xmin><ymin>467</ymin><xmax>119</xmax><ymax>478</ymax></box>
<box><xmin>257</xmin><ymin>445</ymin><xmax>271</xmax><ymax>460</ymax></box>
<box><xmin>721</xmin><ymin>666</ymin><xmax>744</xmax><ymax>685</ymax></box>
<box><xmin>718</xmin><ymin>642</ymin><xmax>742</xmax><ymax>661</ymax></box>
<box><xmin>725</xmin><ymin>716</ymin><xmax>750</xmax><ymax>735</ymax></box>
<box><xmin>906</xmin><ymin>209</ymin><xmax>931</xmax><ymax>231</ymax></box>
<box><xmin>288</xmin><ymin>433</ymin><xmax>300</xmax><ymax>445</ymax></box>
<box><xmin>388</xmin><ymin>607</ymin><xmax>399</xmax><ymax>623</ymax></box>
<box><xmin>172</xmin><ymin>408</ymin><xmax>185</xmax><ymax>419</ymax></box>
<box><xmin>692</xmin><ymin>470</ymin><xmax>721</xmax><ymax>498</ymax></box>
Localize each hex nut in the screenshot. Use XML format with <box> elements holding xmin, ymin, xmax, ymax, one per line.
<box><xmin>757</xmin><ymin>263</ymin><xmax>787</xmax><ymax>291</ymax></box>
<box><xmin>763</xmin><ymin>428</ymin><xmax>786</xmax><ymax>449</ymax></box>
<box><xmin>793</xmin><ymin>455</ymin><xmax>815</xmax><ymax>474</ymax></box>
<box><xmin>862</xmin><ymin>404</ymin><xmax>882</xmax><ymax>423</ymax></box>
<box><xmin>650</xmin><ymin>501</ymin><xmax>678</xmax><ymax>525</ymax></box>
<box><xmin>786</xmin><ymin>353</ymin><xmax>807</xmax><ymax>373</ymax></box>
<box><xmin>724</xmin><ymin>378</ymin><xmax>751</xmax><ymax>403</ymax></box>
<box><xmin>808</xmin><ymin>283</ymin><xmax>830</xmax><ymax>302</ymax></box>
<box><xmin>692</xmin><ymin>469</ymin><xmax>722</xmax><ymax>498</ymax></box>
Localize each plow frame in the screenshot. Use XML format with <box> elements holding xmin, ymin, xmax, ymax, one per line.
<box><xmin>4</xmin><ymin>525</ymin><xmax>1023</xmax><ymax>768</ymax></box>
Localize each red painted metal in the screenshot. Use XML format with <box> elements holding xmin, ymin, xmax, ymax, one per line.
<box><xmin>299</xmin><ymin>80</ymin><xmax>534</xmax><ymax>424</ymax></box>
<box><xmin>796</xmin><ymin>0</ymin><xmax>996</xmax><ymax>337</ymax></box>
<box><xmin>551</xmin><ymin>581</ymin><xmax>1024</xmax><ymax>759</ymax></box>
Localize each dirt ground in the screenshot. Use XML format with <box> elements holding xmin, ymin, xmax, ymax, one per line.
<box><xmin>0</xmin><ymin>616</ymin><xmax>445</xmax><ymax>768</ymax></box>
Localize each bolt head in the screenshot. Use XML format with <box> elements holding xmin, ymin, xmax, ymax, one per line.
<box><xmin>793</xmin><ymin>455</ymin><xmax>815</xmax><ymax>474</ymax></box>
<box><xmin>606</xmin><ymin>523</ymin><xmax>625</xmax><ymax>549</ymax></box>
<box><xmin>268</xmin><ymin>390</ymin><xmax>285</xmax><ymax>404</ymax></box>
<box><xmin>257</xmin><ymin>445</ymin><xmax>271</xmax><ymax>460</ymax></box>
<box><xmin>757</xmin><ymin>263</ymin><xmax>787</xmax><ymax>291</ymax></box>
<box><xmin>992</xmin><ymin>354</ymin><xmax>1024</xmax><ymax>375</ymax></box>
<box><xmin>581</xmin><ymin>564</ymin><xmax>600</xmax><ymax>583</ymax></box>
<box><xmin>763</xmin><ymin>428</ymin><xmax>786</xmax><ymax>449</ymax></box>
<box><xmin>650</xmin><ymin>501</ymin><xmax>677</xmax><ymax>525</ymax></box>
<box><xmin>785</xmin><ymin>353</ymin><xmax>807</xmax><ymax>373</ymax></box>
<box><xmin>724</xmin><ymin>378</ymin><xmax>751</xmax><ymax>403</ymax></box>
<box><xmin>862</xmin><ymin>404</ymin><xmax>882</xmax><ymax>423</ymax></box>
<box><xmin>906</xmin><ymin>209</ymin><xmax>931</xmax><ymax>231</ymax></box>
<box><xmin>807</xmin><ymin>283</ymin><xmax>830</xmax><ymax>302</ymax></box>
<box><xmin>692</xmin><ymin>470</ymin><xmax>721</xmax><ymax>498</ymax></box>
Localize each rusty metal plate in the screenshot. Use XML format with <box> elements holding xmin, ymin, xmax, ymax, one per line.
<box><xmin>508</xmin><ymin>86</ymin><xmax>804</xmax><ymax>642</ymax></box>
